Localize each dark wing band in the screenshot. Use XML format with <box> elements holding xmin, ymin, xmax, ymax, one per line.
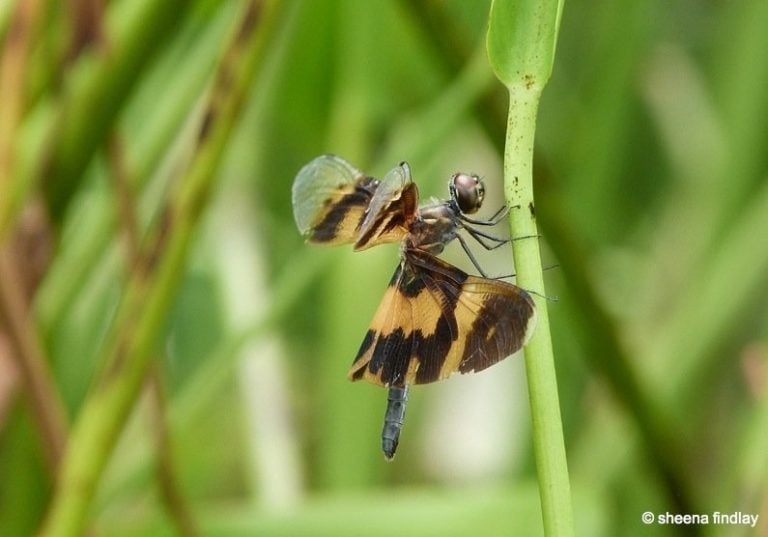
<box><xmin>348</xmin><ymin>248</ymin><xmax>537</xmax><ymax>387</ymax></box>
<box><xmin>292</xmin><ymin>156</ymin><xmax>418</xmax><ymax>249</ymax></box>
<box><xmin>292</xmin><ymin>155</ymin><xmax>378</xmax><ymax>245</ymax></box>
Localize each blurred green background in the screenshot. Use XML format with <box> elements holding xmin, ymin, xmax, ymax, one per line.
<box><xmin>1</xmin><ymin>0</ymin><xmax>767</xmax><ymax>536</ymax></box>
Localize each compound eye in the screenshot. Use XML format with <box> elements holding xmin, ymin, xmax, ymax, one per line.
<box><xmin>451</xmin><ymin>173</ymin><xmax>485</xmax><ymax>214</ymax></box>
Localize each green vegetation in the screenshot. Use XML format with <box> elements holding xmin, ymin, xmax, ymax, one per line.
<box><xmin>488</xmin><ymin>1</ymin><xmax>573</xmax><ymax>535</ymax></box>
<box><xmin>0</xmin><ymin>1</ymin><xmax>766</xmax><ymax>536</ymax></box>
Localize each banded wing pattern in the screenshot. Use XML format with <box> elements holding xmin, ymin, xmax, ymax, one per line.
<box><xmin>355</xmin><ymin>162</ymin><xmax>418</xmax><ymax>250</ymax></box>
<box><xmin>292</xmin><ymin>154</ymin><xmax>539</xmax><ymax>460</ymax></box>
<box><xmin>348</xmin><ymin>248</ymin><xmax>537</xmax><ymax>387</ymax></box>
<box><xmin>292</xmin><ymin>155</ymin><xmax>376</xmax><ymax>245</ymax></box>
<box><xmin>292</xmin><ymin>155</ymin><xmax>417</xmax><ymax>250</ymax></box>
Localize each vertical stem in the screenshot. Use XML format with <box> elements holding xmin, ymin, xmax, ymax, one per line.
<box><xmin>108</xmin><ymin>133</ymin><xmax>199</xmax><ymax>536</ymax></box>
<box><xmin>38</xmin><ymin>2</ymin><xmax>280</xmax><ymax>535</ymax></box>
<box><xmin>0</xmin><ymin>0</ymin><xmax>36</xmax><ymax>238</ymax></box>
<box><xmin>147</xmin><ymin>370</ymin><xmax>200</xmax><ymax>537</ymax></box>
<box><xmin>0</xmin><ymin>245</ymin><xmax>68</xmax><ymax>471</ymax></box>
<box><xmin>504</xmin><ymin>86</ymin><xmax>574</xmax><ymax>537</ymax></box>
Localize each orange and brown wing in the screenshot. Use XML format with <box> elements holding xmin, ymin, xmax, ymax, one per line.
<box><xmin>348</xmin><ymin>248</ymin><xmax>537</xmax><ymax>387</ymax></box>
<box><xmin>292</xmin><ymin>155</ymin><xmax>417</xmax><ymax>248</ymax></box>
<box><xmin>292</xmin><ymin>155</ymin><xmax>378</xmax><ymax>245</ymax></box>
<box><xmin>353</xmin><ymin>162</ymin><xmax>418</xmax><ymax>251</ymax></box>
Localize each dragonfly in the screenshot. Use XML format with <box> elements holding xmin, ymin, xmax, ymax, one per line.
<box><xmin>292</xmin><ymin>155</ymin><xmax>537</xmax><ymax>459</ymax></box>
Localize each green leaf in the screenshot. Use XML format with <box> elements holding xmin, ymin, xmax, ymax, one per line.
<box><xmin>486</xmin><ymin>0</ymin><xmax>564</xmax><ymax>89</ymax></box>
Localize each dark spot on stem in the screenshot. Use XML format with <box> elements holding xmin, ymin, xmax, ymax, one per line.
<box><xmin>524</xmin><ymin>74</ymin><xmax>535</xmax><ymax>90</ymax></box>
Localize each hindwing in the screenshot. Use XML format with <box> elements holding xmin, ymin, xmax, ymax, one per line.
<box><xmin>348</xmin><ymin>248</ymin><xmax>537</xmax><ymax>387</ymax></box>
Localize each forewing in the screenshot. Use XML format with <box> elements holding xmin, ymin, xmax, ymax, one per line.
<box><xmin>348</xmin><ymin>248</ymin><xmax>537</xmax><ymax>387</ymax></box>
<box><xmin>354</xmin><ymin>162</ymin><xmax>418</xmax><ymax>251</ymax></box>
<box><xmin>292</xmin><ymin>155</ymin><xmax>378</xmax><ymax>245</ymax></box>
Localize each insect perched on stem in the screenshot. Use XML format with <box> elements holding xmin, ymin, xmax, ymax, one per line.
<box><xmin>292</xmin><ymin>155</ymin><xmax>537</xmax><ymax>459</ymax></box>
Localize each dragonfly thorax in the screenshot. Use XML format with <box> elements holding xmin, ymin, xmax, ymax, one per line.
<box><xmin>408</xmin><ymin>203</ymin><xmax>460</xmax><ymax>254</ymax></box>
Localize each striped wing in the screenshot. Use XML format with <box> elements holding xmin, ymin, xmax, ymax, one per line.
<box><xmin>291</xmin><ymin>155</ymin><xmax>416</xmax><ymax>249</ymax></box>
<box><xmin>348</xmin><ymin>248</ymin><xmax>537</xmax><ymax>387</ymax></box>
<box><xmin>354</xmin><ymin>162</ymin><xmax>417</xmax><ymax>250</ymax></box>
<box><xmin>292</xmin><ymin>155</ymin><xmax>376</xmax><ymax>245</ymax></box>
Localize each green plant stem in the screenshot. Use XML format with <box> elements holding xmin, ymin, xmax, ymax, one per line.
<box><xmin>0</xmin><ymin>0</ymin><xmax>68</xmax><ymax>472</ymax></box>
<box><xmin>35</xmin><ymin>4</ymin><xmax>236</xmax><ymax>332</ymax></box>
<box><xmin>487</xmin><ymin>0</ymin><xmax>573</xmax><ymax>534</ymax></box>
<box><xmin>504</xmin><ymin>87</ymin><xmax>574</xmax><ymax>537</ymax></box>
<box><xmin>37</xmin><ymin>2</ymin><xmax>281</xmax><ymax>536</ymax></box>
<box><xmin>94</xmin><ymin>248</ymin><xmax>333</xmax><ymax>508</ymax></box>
<box><xmin>148</xmin><ymin>369</ymin><xmax>200</xmax><ymax>537</ymax></box>
<box><xmin>0</xmin><ymin>0</ymin><xmax>43</xmax><ymax>239</ymax></box>
<box><xmin>41</xmin><ymin>0</ymin><xmax>191</xmax><ymax>223</ymax></box>
<box><xmin>0</xmin><ymin>245</ymin><xmax>68</xmax><ymax>472</ymax></box>
<box><xmin>108</xmin><ymin>133</ymin><xmax>199</xmax><ymax>536</ymax></box>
